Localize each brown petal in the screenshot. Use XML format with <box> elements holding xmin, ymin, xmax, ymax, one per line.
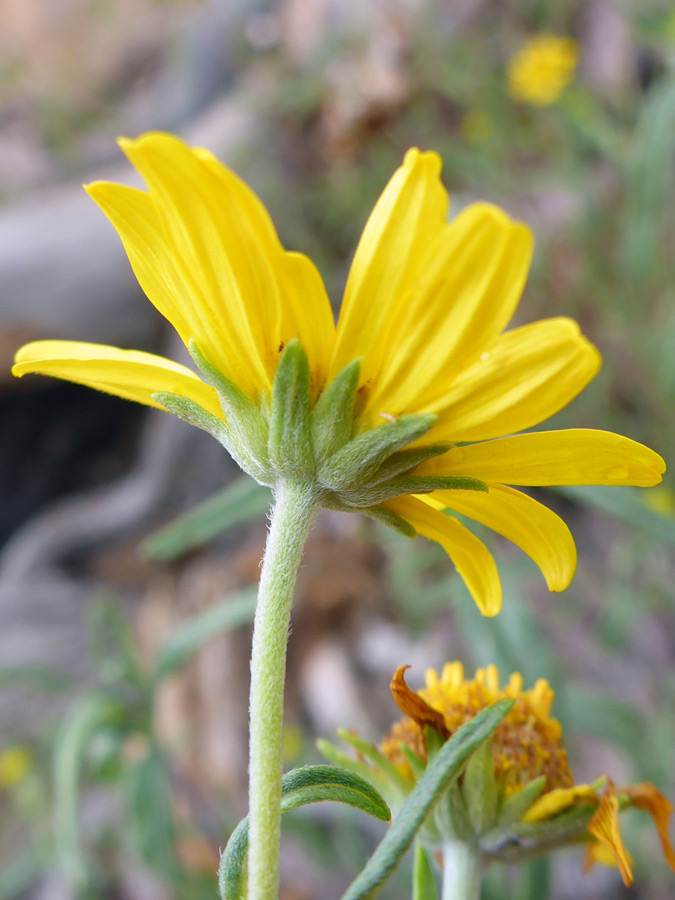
<box><xmin>390</xmin><ymin>665</ymin><xmax>450</xmax><ymax>739</ymax></box>
<box><xmin>623</xmin><ymin>782</ymin><xmax>675</xmax><ymax>872</ymax></box>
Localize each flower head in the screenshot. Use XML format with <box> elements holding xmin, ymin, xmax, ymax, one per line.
<box><xmin>13</xmin><ymin>134</ymin><xmax>664</xmax><ymax>615</ymax></box>
<box><xmin>333</xmin><ymin>663</ymin><xmax>675</xmax><ymax>886</ymax></box>
<box><xmin>507</xmin><ymin>35</ymin><xmax>578</xmax><ymax>107</ymax></box>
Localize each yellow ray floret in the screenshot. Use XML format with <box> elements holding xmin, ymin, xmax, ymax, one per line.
<box><xmin>13</xmin><ymin>340</ymin><xmax>223</xmax><ymax>418</ymax></box>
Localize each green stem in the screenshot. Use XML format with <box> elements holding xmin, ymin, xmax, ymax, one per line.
<box><xmin>247</xmin><ymin>480</ymin><xmax>318</xmax><ymax>900</ymax></box>
<box><xmin>441</xmin><ymin>841</ymin><xmax>483</xmax><ymax>900</ymax></box>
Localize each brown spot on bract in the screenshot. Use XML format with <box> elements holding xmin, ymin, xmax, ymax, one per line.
<box><xmin>278</xmin><ymin>341</ymin><xmax>285</xmax><ymax>352</ymax></box>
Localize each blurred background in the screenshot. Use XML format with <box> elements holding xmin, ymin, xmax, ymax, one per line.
<box><xmin>1</xmin><ymin>1</ymin><xmax>674</xmax><ymax>898</ymax></box>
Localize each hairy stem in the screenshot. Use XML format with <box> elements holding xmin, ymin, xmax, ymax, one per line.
<box><xmin>441</xmin><ymin>841</ymin><xmax>483</xmax><ymax>900</ymax></box>
<box><xmin>247</xmin><ymin>480</ymin><xmax>318</xmax><ymax>900</ymax></box>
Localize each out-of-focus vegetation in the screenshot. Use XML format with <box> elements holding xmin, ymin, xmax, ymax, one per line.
<box><xmin>1</xmin><ymin>1</ymin><xmax>674</xmax><ymax>899</ymax></box>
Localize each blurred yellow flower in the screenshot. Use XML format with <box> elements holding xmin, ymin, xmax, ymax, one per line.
<box><xmin>0</xmin><ymin>746</ymin><xmax>32</xmax><ymax>788</ymax></box>
<box><xmin>13</xmin><ymin>134</ymin><xmax>664</xmax><ymax>616</ymax></box>
<box><xmin>381</xmin><ymin>663</ymin><xmax>675</xmax><ymax>885</ymax></box>
<box><xmin>507</xmin><ymin>35</ymin><xmax>578</xmax><ymax>107</ymax></box>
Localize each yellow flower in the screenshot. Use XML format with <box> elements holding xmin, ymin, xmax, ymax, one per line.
<box><xmin>0</xmin><ymin>745</ymin><xmax>32</xmax><ymax>788</ymax></box>
<box><xmin>12</xmin><ymin>134</ymin><xmax>664</xmax><ymax>616</ymax></box>
<box><xmin>507</xmin><ymin>35</ymin><xmax>578</xmax><ymax>107</ymax></box>
<box><xmin>379</xmin><ymin>663</ymin><xmax>675</xmax><ymax>885</ymax></box>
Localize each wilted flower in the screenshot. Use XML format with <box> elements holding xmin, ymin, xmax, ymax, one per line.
<box><xmin>332</xmin><ymin>663</ymin><xmax>675</xmax><ymax>886</ymax></box>
<box><xmin>13</xmin><ymin>134</ymin><xmax>664</xmax><ymax>615</ymax></box>
<box><xmin>507</xmin><ymin>35</ymin><xmax>578</xmax><ymax>107</ymax></box>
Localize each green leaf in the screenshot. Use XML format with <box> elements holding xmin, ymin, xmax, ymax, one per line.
<box><xmin>125</xmin><ymin>748</ymin><xmax>178</xmax><ymax>876</ymax></box>
<box><xmin>311</xmin><ymin>359</ymin><xmax>360</xmax><ymax>462</ymax></box>
<box><xmin>218</xmin><ymin>765</ymin><xmax>391</xmax><ymax>899</ymax></box>
<box><xmin>622</xmin><ymin>74</ymin><xmax>675</xmax><ymax>280</ymax></box>
<box><xmin>141</xmin><ymin>477</ymin><xmax>271</xmax><ymax>560</ymax></box>
<box><xmin>153</xmin><ymin>391</ymin><xmax>230</xmax><ymax>442</ymax></box>
<box><xmin>554</xmin><ymin>485</ymin><xmax>675</xmax><ymax>545</ymax></box>
<box><xmin>153</xmin><ymin>588</ymin><xmax>257</xmax><ymax>681</ymax></box>
<box><xmin>509</xmin><ymin>804</ymin><xmax>596</xmax><ymax>846</ymax></box>
<box><xmin>321</xmin><ymin>496</ymin><xmax>417</xmax><ymax>539</ymax></box>
<box><xmin>495</xmin><ymin>776</ymin><xmax>546</xmax><ymax>829</ymax></box>
<box><xmin>461</xmin><ymin>737</ymin><xmax>497</xmax><ymax>833</ymax></box>
<box><xmin>316</xmin><ymin>739</ymin><xmax>390</xmax><ymax>797</ymax></box>
<box><xmin>367</xmin><ymin>445</ymin><xmax>453</xmax><ymax>485</ymax></box>
<box><xmin>189</xmin><ymin>340</ymin><xmax>271</xmax><ymax>476</ymax></box>
<box><xmin>340</xmin><ymin>475</ymin><xmax>487</xmax><ymax>508</ymax></box>
<box><xmin>355</xmin><ymin>504</ymin><xmax>418</xmax><ymax>539</ymax></box>
<box><xmin>339</xmin><ymin>699</ymin><xmax>513</xmax><ymax>900</ymax></box>
<box><xmin>337</xmin><ymin>729</ymin><xmax>413</xmax><ymax>796</ymax></box>
<box><xmin>412</xmin><ymin>843</ymin><xmax>439</xmax><ymax>900</ymax></box>
<box><xmin>268</xmin><ymin>339</ymin><xmax>313</xmax><ymax>475</ymax></box>
<box><xmin>400</xmin><ymin>744</ymin><xmax>426</xmax><ymax>780</ymax></box>
<box><xmin>53</xmin><ymin>693</ymin><xmax>120</xmax><ymax>890</ymax></box>
<box><xmin>319</xmin><ymin>415</ymin><xmax>436</xmax><ymax>491</ymax></box>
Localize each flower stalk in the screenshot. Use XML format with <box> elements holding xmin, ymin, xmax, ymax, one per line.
<box><xmin>441</xmin><ymin>841</ymin><xmax>483</xmax><ymax>900</ymax></box>
<box><xmin>247</xmin><ymin>479</ymin><xmax>318</xmax><ymax>900</ymax></box>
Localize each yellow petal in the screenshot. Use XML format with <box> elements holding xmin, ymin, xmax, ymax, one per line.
<box><xmin>426</xmin><ymin>484</ymin><xmax>576</xmax><ymax>591</ymax></box>
<box><xmin>194</xmin><ymin>147</ymin><xmax>335</xmax><ymax>392</ymax></box>
<box><xmin>12</xmin><ymin>340</ymin><xmax>223</xmax><ymax>418</ymax></box>
<box><xmin>623</xmin><ymin>783</ymin><xmax>675</xmax><ymax>872</ymax></box>
<box><xmin>363</xmin><ymin>204</ymin><xmax>533</xmax><ymax>419</ymax></box>
<box><xmin>418</xmin><ymin>429</ymin><xmax>665</xmax><ymax>487</ymax></box>
<box><xmin>86</xmin><ymin>181</ymin><xmax>267</xmax><ymax>402</ymax></box>
<box><xmin>330</xmin><ymin>148</ymin><xmax>448</xmax><ymax>382</ymax></box>
<box><xmin>430</xmin><ymin>318</ymin><xmax>601</xmax><ymax>442</ymax></box>
<box><xmin>588</xmin><ymin>793</ymin><xmax>633</xmax><ymax>886</ymax></box>
<box><xmin>383</xmin><ymin>495</ymin><xmax>502</xmax><ymax>616</ymax></box>
<box><xmin>90</xmin><ymin>132</ymin><xmax>334</xmax><ymax>399</ymax></box>
<box><xmin>524</xmin><ymin>784</ymin><xmax>598</xmax><ymax>822</ymax></box>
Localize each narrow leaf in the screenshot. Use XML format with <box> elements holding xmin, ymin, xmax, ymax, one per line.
<box><xmin>316</xmin><ymin>739</ymin><xmax>391</xmax><ymax>797</ymax></box>
<box><xmin>311</xmin><ymin>359</ymin><xmax>361</xmax><ymax>461</ymax></box>
<box><xmin>189</xmin><ymin>340</ymin><xmax>270</xmax><ymax>474</ymax></box>
<box><xmin>141</xmin><ymin>477</ymin><xmax>272</xmax><ymax>561</ymax></box>
<box><xmin>219</xmin><ymin>765</ymin><xmax>391</xmax><ymax>899</ymax></box>
<box><xmin>338</xmin><ymin>729</ymin><xmax>413</xmax><ymax>796</ymax></box>
<box><xmin>319</xmin><ymin>415</ymin><xmax>436</xmax><ymax>491</ymax></box>
<box><xmin>400</xmin><ymin>745</ymin><xmax>426</xmax><ymax>780</ymax></box>
<box><xmin>153</xmin><ymin>589</ymin><xmax>257</xmax><ymax>681</ymax></box>
<box><xmin>339</xmin><ymin>476</ymin><xmax>487</xmax><ymax>507</ymax></box>
<box><xmin>268</xmin><ymin>339</ymin><xmax>313</xmax><ymax>474</ymax></box>
<box><xmin>496</xmin><ymin>776</ymin><xmax>547</xmax><ymax>829</ymax></box>
<box><xmin>189</xmin><ymin>339</ymin><xmax>265</xmax><ymax>433</ymax></box>
<box><xmin>153</xmin><ymin>392</ymin><xmax>229</xmax><ymax>442</ymax></box>
<box><xmin>413</xmin><ymin>843</ymin><xmax>439</xmax><ymax>900</ymax></box>
<box><xmin>367</xmin><ymin>445</ymin><xmax>453</xmax><ymax>485</ymax></box>
<box><xmin>53</xmin><ymin>694</ymin><xmax>120</xmax><ymax>890</ymax></box>
<box><xmin>339</xmin><ymin>699</ymin><xmax>513</xmax><ymax>900</ymax></box>
<box><xmin>321</xmin><ymin>497</ymin><xmax>417</xmax><ymax>539</ymax></box>
<box><xmin>462</xmin><ymin>737</ymin><xmax>498</xmax><ymax>833</ymax></box>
